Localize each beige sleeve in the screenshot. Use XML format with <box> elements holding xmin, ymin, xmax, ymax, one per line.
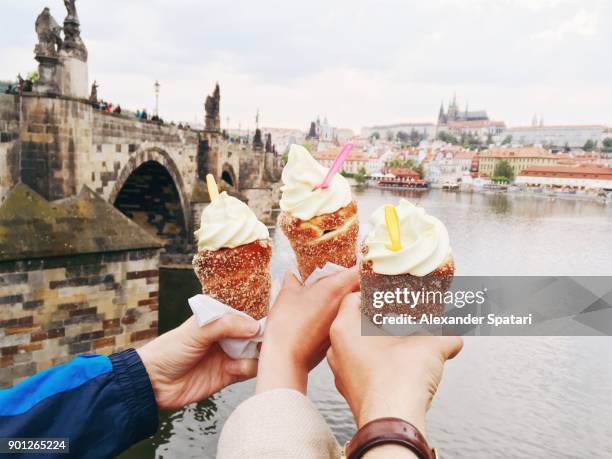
<box><xmin>217</xmin><ymin>388</ymin><xmax>342</xmax><ymax>459</ymax></box>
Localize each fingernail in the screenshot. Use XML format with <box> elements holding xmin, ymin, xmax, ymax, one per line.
<box><xmin>225</xmin><ymin>360</ymin><xmax>242</xmax><ymax>375</ymax></box>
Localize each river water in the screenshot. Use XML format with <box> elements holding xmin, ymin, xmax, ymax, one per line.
<box><xmin>121</xmin><ymin>188</ymin><xmax>612</xmax><ymax>459</ymax></box>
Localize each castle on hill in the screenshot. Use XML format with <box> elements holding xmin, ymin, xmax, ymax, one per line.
<box><xmin>437</xmin><ymin>95</ymin><xmax>489</xmax><ymax>126</ymax></box>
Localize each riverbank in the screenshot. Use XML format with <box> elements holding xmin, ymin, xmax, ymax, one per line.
<box><xmin>351</xmin><ymin>180</ymin><xmax>611</xmax><ymax>205</ymax></box>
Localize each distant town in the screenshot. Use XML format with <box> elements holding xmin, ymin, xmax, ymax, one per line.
<box><xmin>248</xmin><ymin>96</ymin><xmax>612</xmax><ymax>198</ymax></box>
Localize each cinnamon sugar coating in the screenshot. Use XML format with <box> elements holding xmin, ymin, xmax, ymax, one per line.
<box><xmin>192</xmin><ymin>239</ymin><xmax>272</xmax><ymax>320</ymax></box>
<box><xmin>360</xmin><ymin>243</ymin><xmax>455</xmax><ymax>321</ymax></box>
<box><xmin>278</xmin><ymin>200</ymin><xmax>359</xmax><ymax>280</ymax></box>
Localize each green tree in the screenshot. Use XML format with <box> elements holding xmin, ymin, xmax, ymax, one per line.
<box><xmin>462</xmin><ymin>133</ymin><xmax>482</xmax><ymax>150</ymax></box>
<box><xmin>371</xmin><ymin>131</ymin><xmax>380</xmax><ymax>140</ymax></box>
<box><xmin>396</xmin><ymin>131</ymin><xmax>410</xmax><ymax>144</ymax></box>
<box><xmin>27</xmin><ymin>70</ymin><xmax>39</xmax><ymax>82</ymax></box>
<box><xmin>354</xmin><ymin>167</ymin><xmax>367</xmax><ymax>185</ymax></box>
<box><xmin>501</xmin><ymin>135</ymin><xmax>512</xmax><ymax>145</ymax></box>
<box><xmin>493</xmin><ymin>160</ymin><xmax>514</xmax><ymax>182</ymax></box>
<box><xmin>583</xmin><ymin>139</ymin><xmax>595</xmax><ymax>151</ymax></box>
<box><xmin>386</xmin><ymin>157</ymin><xmax>423</xmax><ymax>178</ymax></box>
<box><xmin>436</xmin><ymin>131</ymin><xmax>459</xmax><ymax>145</ymax></box>
<box><xmin>603</xmin><ymin>137</ymin><xmax>612</xmax><ymax>149</ymax></box>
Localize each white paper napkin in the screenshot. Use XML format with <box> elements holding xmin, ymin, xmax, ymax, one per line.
<box><xmin>188</xmin><ymin>262</ymin><xmax>348</xmax><ymax>359</ymax></box>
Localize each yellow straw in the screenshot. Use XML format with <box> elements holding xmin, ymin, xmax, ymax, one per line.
<box><xmin>384</xmin><ymin>204</ymin><xmax>402</xmax><ymax>251</ymax></box>
<box><xmin>206</xmin><ymin>174</ymin><xmax>220</xmax><ymax>201</ymax></box>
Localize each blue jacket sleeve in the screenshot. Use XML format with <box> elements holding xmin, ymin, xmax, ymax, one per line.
<box><xmin>0</xmin><ymin>348</ymin><xmax>158</xmax><ymax>458</ymax></box>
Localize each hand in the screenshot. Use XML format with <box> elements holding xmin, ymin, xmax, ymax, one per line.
<box><xmin>137</xmin><ymin>314</ymin><xmax>260</xmax><ymax>409</ymax></box>
<box><xmin>256</xmin><ymin>267</ymin><xmax>359</xmax><ymax>394</ymax></box>
<box><xmin>327</xmin><ymin>293</ymin><xmax>463</xmax><ymax>434</ymax></box>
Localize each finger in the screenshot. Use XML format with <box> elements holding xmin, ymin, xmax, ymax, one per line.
<box><xmin>200</xmin><ymin>313</ymin><xmax>260</xmax><ymax>344</ymax></box>
<box><xmin>330</xmin><ymin>292</ymin><xmax>362</xmax><ymax>342</ymax></box>
<box><xmin>281</xmin><ymin>270</ymin><xmax>303</xmax><ymax>291</ymax></box>
<box><xmin>337</xmin><ymin>292</ymin><xmax>362</xmax><ymax>325</ymax></box>
<box><xmin>440</xmin><ymin>336</ymin><xmax>464</xmax><ymax>360</ymax></box>
<box><xmin>225</xmin><ymin>358</ymin><xmax>258</xmax><ymax>378</ymax></box>
<box><xmin>326</xmin><ymin>347</ymin><xmax>336</xmax><ymax>369</ymax></box>
<box><xmin>314</xmin><ymin>265</ymin><xmax>360</xmax><ymax>304</ymax></box>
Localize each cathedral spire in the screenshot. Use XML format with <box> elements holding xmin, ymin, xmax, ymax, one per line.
<box><xmin>438</xmin><ymin>101</ymin><xmax>446</xmax><ymax>125</ymax></box>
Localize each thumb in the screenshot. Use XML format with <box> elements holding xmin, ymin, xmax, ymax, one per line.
<box><xmin>197</xmin><ymin>313</ymin><xmax>260</xmax><ymax>344</ymax></box>
<box><xmin>315</xmin><ymin>265</ymin><xmax>360</xmax><ymax>305</ymax></box>
<box><xmin>336</xmin><ymin>292</ymin><xmax>362</xmax><ymax>332</ymax></box>
<box><xmin>225</xmin><ymin>358</ymin><xmax>258</xmax><ymax>379</ymax></box>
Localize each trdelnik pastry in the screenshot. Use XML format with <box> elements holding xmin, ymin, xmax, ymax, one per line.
<box><xmin>278</xmin><ymin>144</ymin><xmax>359</xmax><ymax>280</ymax></box>
<box><xmin>192</xmin><ymin>175</ymin><xmax>272</xmax><ymax>320</ymax></box>
<box><xmin>360</xmin><ymin>199</ymin><xmax>454</xmax><ymax>319</ymax></box>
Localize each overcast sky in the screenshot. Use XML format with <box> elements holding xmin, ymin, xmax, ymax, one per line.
<box><xmin>3</xmin><ymin>0</ymin><xmax>611</xmax><ymax>131</ymax></box>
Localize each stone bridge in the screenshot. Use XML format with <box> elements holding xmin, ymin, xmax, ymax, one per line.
<box><xmin>0</xmin><ymin>87</ymin><xmax>283</xmax><ymax>258</ymax></box>
<box><xmin>0</xmin><ymin>3</ymin><xmax>284</xmax><ymax>258</ymax></box>
<box><xmin>0</xmin><ymin>1</ymin><xmax>284</xmax><ymax>387</ymax></box>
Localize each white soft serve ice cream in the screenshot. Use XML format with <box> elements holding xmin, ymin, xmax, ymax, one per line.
<box><xmin>196</xmin><ymin>192</ymin><xmax>269</xmax><ymax>251</ymax></box>
<box><xmin>279</xmin><ymin>144</ymin><xmax>352</xmax><ymax>220</ymax></box>
<box><xmin>364</xmin><ymin>199</ymin><xmax>451</xmax><ymax>276</ymax></box>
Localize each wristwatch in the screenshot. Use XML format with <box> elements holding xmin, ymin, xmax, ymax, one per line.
<box><xmin>342</xmin><ymin>417</ymin><xmax>437</xmax><ymax>459</ymax></box>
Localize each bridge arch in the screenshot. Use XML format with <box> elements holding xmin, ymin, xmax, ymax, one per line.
<box><xmin>109</xmin><ymin>148</ymin><xmax>191</xmax><ymax>253</ymax></box>
<box><xmin>221</xmin><ymin>163</ymin><xmax>237</xmax><ymax>188</ymax></box>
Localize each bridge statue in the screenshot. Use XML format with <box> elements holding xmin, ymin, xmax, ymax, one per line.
<box><xmin>205</xmin><ymin>83</ymin><xmax>221</xmax><ymax>131</ymax></box>
<box><xmin>62</xmin><ymin>0</ymin><xmax>88</xmax><ymax>61</ymax></box>
<box><xmin>64</xmin><ymin>0</ymin><xmax>78</xmax><ymax>20</ymax></box>
<box><xmin>89</xmin><ymin>80</ymin><xmax>98</xmax><ymax>103</ymax></box>
<box><xmin>35</xmin><ymin>7</ymin><xmax>63</xmax><ymax>56</ymax></box>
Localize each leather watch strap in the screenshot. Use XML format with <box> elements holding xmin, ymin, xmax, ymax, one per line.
<box><xmin>344</xmin><ymin>417</ymin><xmax>436</xmax><ymax>459</ymax></box>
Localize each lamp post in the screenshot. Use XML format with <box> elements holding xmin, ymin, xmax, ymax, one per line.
<box><xmin>154</xmin><ymin>80</ymin><xmax>160</xmax><ymax>117</ymax></box>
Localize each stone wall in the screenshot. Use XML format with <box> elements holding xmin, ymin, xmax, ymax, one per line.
<box><xmin>238</xmin><ymin>148</ymin><xmax>284</xmax><ymax>224</ymax></box>
<box><xmin>19</xmin><ymin>94</ymin><xmax>93</xmax><ymax>201</ymax></box>
<box><xmin>0</xmin><ymin>248</ymin><xmax>159</xmax><ymax>389</ymax></box>
<box><xmin>89</xmin><ymin>109</ymin><xmax>200</xmax><ymax>206</ymax></box>
<box><xmin>0</xmin><ymin>94</ymin><xmax>21</xmax><ymax>204</ymax></box>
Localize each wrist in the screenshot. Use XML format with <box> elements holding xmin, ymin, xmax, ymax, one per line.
<box><xmin>136</xmin><ymin>346</ymin><xmax>164</xmax><ymax>407</ymax></box>
<box><xmin>256</xmin><ymin>340</ymin><xmax>308</xmax><ymax>394</ymax></box>
<box><xmin>356</xmin><ymin>392</ymin><xmax>427</xmax><ymax>434</ymax></box>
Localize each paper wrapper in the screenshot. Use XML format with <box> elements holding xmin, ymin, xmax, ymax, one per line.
<box><xmin>188</xmin><ymin>262</ymin><xmax>349</xmax><ymax>359</ymax></box>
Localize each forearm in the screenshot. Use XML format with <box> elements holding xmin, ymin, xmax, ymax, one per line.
<box><xmin>0</xmin><ymin>349</ymin><xmax>158</xmax><ymax>457</ymax></box>
<box><xmin>256</xmin><ymin>338</ymin><xmax>308</xmax><ymax>394</ymax></box>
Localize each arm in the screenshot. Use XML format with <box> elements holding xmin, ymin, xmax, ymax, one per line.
<box><xmin>218</xmin><ymin>389</ymin><xmax>340</xmax><ymax>459</ymax></box>
<box><xmin>219</xmin><ymin>268</ymin><xmax>359</xmax><ymax>459</ymax></box>
<box><xmin>0</xmin><ymin>349</ymin><xmax>157</xmax><ymax>458</ymax></box>
<box><xmin>0</xmin><ymin>313</ymin><xmax>260</xmax><ymax>457</ymax></box>
<box><xmin>328</xmin><ymin>293</ymin><xmax>463</xmax><ymax>459</ymax></box>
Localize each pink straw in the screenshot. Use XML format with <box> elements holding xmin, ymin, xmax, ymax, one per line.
<box><xmin>312</xmin><ymin>143</ymin><xmax>354</xmax><ymax>191</ymax></box>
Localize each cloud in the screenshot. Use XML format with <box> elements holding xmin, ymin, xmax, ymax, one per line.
<box><xmin>1</xmin><ymin>0</ymin><xmax>611</xmax><ymax>130</ymax></box>
<box><xmin>531</xmin><ymin>10</ymin><xmax>599</xmax><ymax>41</ymax></box>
